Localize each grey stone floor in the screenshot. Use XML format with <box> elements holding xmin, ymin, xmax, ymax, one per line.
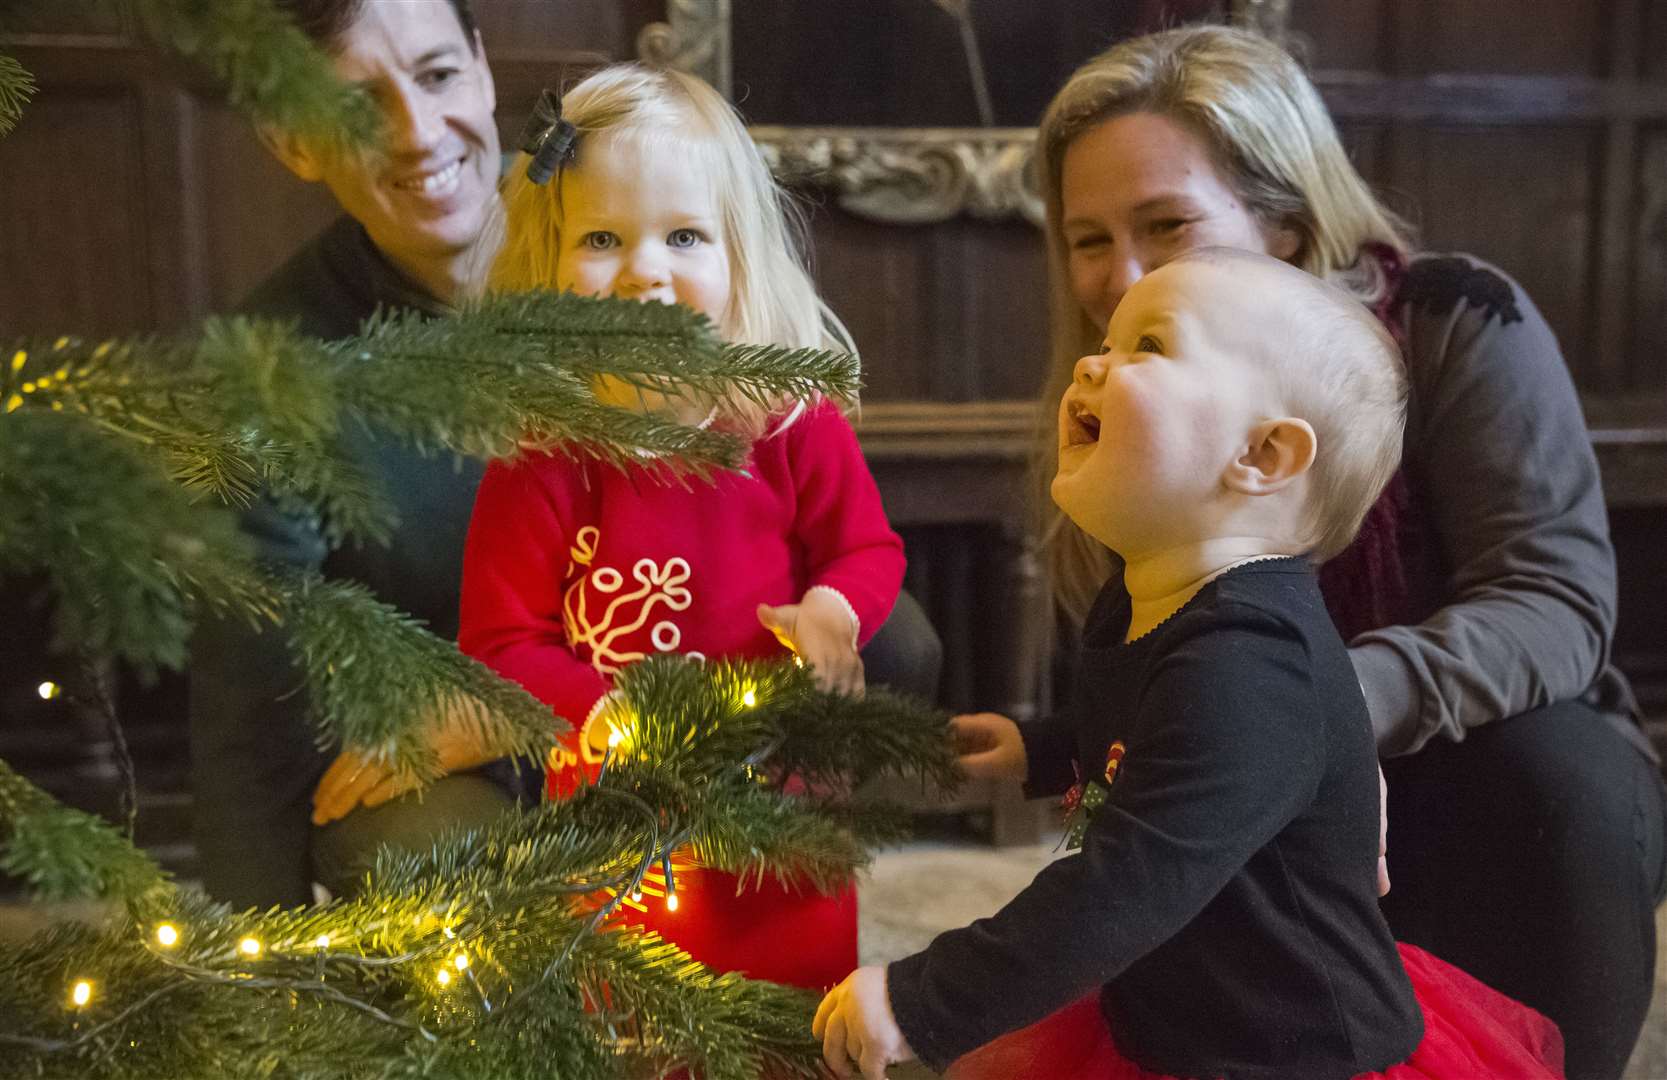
<box><xmin>857</xmin><ymin>838</ymin><xmax>1667</xmax><ymax>1080</ymax></box>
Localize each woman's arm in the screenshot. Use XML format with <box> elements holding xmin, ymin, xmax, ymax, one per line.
<box><xmin>1351</xmin><ymin>256</ymin><xmax>1618</xmax><ymax>755</ymax></box>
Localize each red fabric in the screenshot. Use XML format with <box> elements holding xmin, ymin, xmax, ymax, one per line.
<box><xmin>459</xmin><ymin>399</ymin><xmax>906</xmax><ymax>756</ymax></box>
<box><xmin>942</xmin><ymin>944</ymin><xmax>1563</xmax><ymax>1080</ymax></box>
<box><xmin>1318</xmin><ymin>244</ymin><xmax>1420</xmax><ymax>642</ymax></box>
<box><xmin>618</xmin><ymin>868</ymin><xmax>858</xmax><ymax>991</ymax></box>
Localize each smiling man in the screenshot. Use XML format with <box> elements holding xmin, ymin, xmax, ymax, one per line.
<box><xmin>188</xmin><ymin>0</ymin><xmax>526</xmax><ymax>910</ymax></box>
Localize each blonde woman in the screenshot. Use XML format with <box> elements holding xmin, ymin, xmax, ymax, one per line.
<box><xmin>1016</xmin><ymin>25</ymin><xmax>1659</xmax><ymax>1079</ymax></box>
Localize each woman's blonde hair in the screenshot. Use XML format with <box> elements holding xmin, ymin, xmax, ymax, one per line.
<box><xmin>1035</xmin><ymin>24</ymin><xmax>1416</xmax><ymax>621</ymax></box>
<box><xmin>483</xmin><ymin>63</ymin><xmax>854</xmax><ymax>434</ymax></box>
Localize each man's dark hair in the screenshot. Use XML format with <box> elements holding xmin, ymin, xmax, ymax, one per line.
<box><xmin>275</xmin><ymin>0</ymin><xmax>479</xmax><ymax>52</ymax></box>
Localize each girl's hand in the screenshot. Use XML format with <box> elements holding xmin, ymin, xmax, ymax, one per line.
<box><xmin>950</xmin><ymin>712</ymin><xmax>1027</xmax><ymax>782</ymax></box>
<box><xmin>757</xmin><ymin>589</ymin><xmax>864</xmax><ymax>695</ymax></box>
<box><xmin>813</xmin><ymin>966</ymin><xmax>916</xmax><ymax>1079</ymax></box>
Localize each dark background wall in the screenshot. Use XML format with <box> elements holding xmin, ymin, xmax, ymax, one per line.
<box><xmin>3</xmin><ymin>1</ymin><xmax>1664</xmax><ymax>865</ymax></box>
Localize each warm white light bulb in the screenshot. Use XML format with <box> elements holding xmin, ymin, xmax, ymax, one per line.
<box><xmin>154</xmin><ymin>923</ymin><xmax>178</xmax><ymax>948</ymax></box>
<box><xmin>238</xmin><ymin>937</ymin><xmax>262</xmax><ymax>957</ymax></box>
<box><xmin>437</xmin><ymin>968</ymin><xmax>453</xmax><ymax>987</ymax></box>
<box><xmin>70</xmin><ymin>980</ymin><xmax>93</xmax><ymax>1007</ymax></box>
<box><xmin>607</xmin><ymin>728</ymin><xmax>624</xmax><ymax>748</ymax></box>
<box><xmin>453</xmin><ymin>953</ymin><xmax>469</xmax><ymax>971</ymax></box>
<box><xmin>37</xmin><ymin>681</ymin><xmax>60</xmax><ymax>700</ymax></box>
<box><xmin>665</xmin><ymin>893</ymin><xmax>680</xmax><ymax>912</ymax></box>
<box><xmin>741</xmin><ymin>689</ymin><xmax>757</xmax><ymax>708</ymax></box>
<box><xmin>314</xmin><ymin>935</ymin><xmax>330</xmax><ymax>949</ymax></box>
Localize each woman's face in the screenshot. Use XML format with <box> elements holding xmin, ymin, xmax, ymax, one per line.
<box><xmin>1059</xmin><ymin>111</ymin><xmax>1298</xmax><ymax>332</ymax></box>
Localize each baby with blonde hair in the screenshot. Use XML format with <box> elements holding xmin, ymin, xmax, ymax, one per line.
<box><xmin>460</xmin><ymin>63</ymin><xmax>907</xmax><ymax>992</ymax></box>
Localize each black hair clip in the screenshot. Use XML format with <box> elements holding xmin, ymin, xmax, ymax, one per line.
<box><xmin>520</xmin><ymin>88</ymin><xmax>578</xmax><ymax>185</ymax></box>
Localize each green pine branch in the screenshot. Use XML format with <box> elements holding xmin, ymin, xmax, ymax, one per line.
<box><xmin>0</xmin><ymin>761</ymin><xmax>168</xmax><ymax>902</ymax></box>
<box><xmin>280</xmin><ymin>574</ymin><xmax>562</xmax><ymax>781</ymax></box>
<box><xmin>0</xmin><ymin>657</ymin><xmax>952</xmax><ymax>1077</ymax></box>
<box><xmin>0</xmin><ymin>50</ymin><xmax>35</xmax><ymax>136</ymax></box>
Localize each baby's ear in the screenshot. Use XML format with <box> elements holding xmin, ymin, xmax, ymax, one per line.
<box><xmin>1223</xmin><ymin>417</ymin><xmax>1316</xmax><ymax>495</ymax></box>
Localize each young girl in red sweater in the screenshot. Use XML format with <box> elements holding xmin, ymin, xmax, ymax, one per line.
<box><xmin>457</xmin><ymin>64</ymin><xmax>904</xmax><ymax>993</ymax></box>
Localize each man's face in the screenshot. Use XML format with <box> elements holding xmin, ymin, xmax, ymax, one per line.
<box><xmin>274</xmin><ymin>0</ymin><xmax>499</xmax><ymax>277</ymax></box>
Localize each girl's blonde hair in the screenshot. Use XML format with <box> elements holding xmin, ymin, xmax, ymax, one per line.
<box><xmin>484</xmin><ymin>63</ymin><xmax>854</xmax><ymax>434</ymax></box>
<box><xmin>1035</xmin><ymin>24</ymin><xmax>1416</xmax><ymax>622</ymax></box>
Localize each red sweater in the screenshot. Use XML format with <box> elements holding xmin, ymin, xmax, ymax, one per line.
<box><xmin>457</xmin><ymin>401</ymin><xmax>903</xmax><ymax>989</ymax></box>
<box><xmin>460</xmin><ymin>400</ymin><xmax>904</xmax><ymax>743</ymax></box>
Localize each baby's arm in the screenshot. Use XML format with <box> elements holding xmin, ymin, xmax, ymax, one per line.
<box><xmin>777</xmin><ymin>402</ymin><xmax>906</xmax><ymax>690</ymax></box>
<box><xmin>815</xmin><ymin>966</ymin><xmax>916</xmax><ymax>1079</ymax></box>
<box><xmin>458</xmin><ymin>456</ymin><xmax>615</xmax><ymax>755</ymax></box>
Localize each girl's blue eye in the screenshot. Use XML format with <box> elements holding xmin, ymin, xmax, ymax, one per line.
<box><xmin>582</xmin><ymin>232</ymin><xmax>618</xmax><ymax>251</ymax></box>
<box><xmin>668</xmin><ymin>228</ymin><xmax>703</xmax><ymax>248</ymax></box>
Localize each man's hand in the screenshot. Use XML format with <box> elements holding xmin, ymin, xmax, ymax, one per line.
<box><xmin>813</xmin><ymin>966</ymin><xmax>916</xmax><ymax>1080</ymax></box>
<box><xmin>311</xmin><ymin>698</ymin><xmax>497</xmax><ymax>826</ymax></box>
<box><xmin>757</xmin><ymin>589</ymin><xmax>863</xmax><ymax>695</ymax></box>
<box><xmin>950</xmin><ymin>712</ymin><xmax>1027</xmax><ymax>782</ymax></box>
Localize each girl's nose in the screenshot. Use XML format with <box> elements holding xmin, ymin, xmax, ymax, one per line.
<box><xmin>1073</xmin><ymin>352</ymin><xmax>1109</xmax><ymax>386</ymax></box>
<box><xmin>618</xmin><ymin>247</ymin><xmax>669</xmax><ymax>294</ymax></box>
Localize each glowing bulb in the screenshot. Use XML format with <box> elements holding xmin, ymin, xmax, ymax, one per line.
<box><xmin>629</xmin><ymin>890</ymin><xmax>643</xmax><ymax>902</ymax></box>
<box><xmin>452</xmin><ymin>952</ymin><xmax>469</xmax><ymax>971</ymax></box>
<box><xmin>665</xmin><ymin>893</ymin><xmax>680</xmax><ymax>912</ymax></box>
<box><xmin>154</xmin><ymin>923</ymin><xmax>178</xmax><ymax>948</ymax></box>
<box><xmin>314</xmin><ymin>935</ymin><xmax>330</xmax><ymax>949</ymax></box>
<box><xmin>37</xmin><ymin>681</ymin><xmax>60</xmax><ymax>700</ymax></box>
<box><xmin>741</xmin><ymin>688</ymin><xmax>757</xmax><ymax>708</ymax></box>
<box><xmin>607</xmin><ymin>727</ymin><xmax>625</xmax><ymax>748</ymax></box>
<box><xmin>70</xmin><ymin>980</ymin><xmax>93</xmax><ymax>1007</ymax></box>
<box><xmin>442</xmin><ymin>926</ymin><xmax>456</xmax><ymax>939</ymax></box>
<box><xmin>238</xmin><ymin>937</ymin><xmax>262</xmax><ymax>958</ymax></box>
<box><xmin>436</xmin><ymin>968</ymin><xmax>453</xmax><ymax>987</ymax></box>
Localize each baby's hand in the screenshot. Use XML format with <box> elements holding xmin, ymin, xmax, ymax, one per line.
<box><xmin>813</xmin><ymin>966</ymin><xmax>916</xmax><ymax>1079</ymax></box>
<box><xmin>950</xmin><ymin>712</ymin><xmax>1027</xmax><ymax>782</ymax></box>
<box><xmin>756</xmin><ymin>589</ymin><xmax>863</xmax><ymax>695</ymax></box>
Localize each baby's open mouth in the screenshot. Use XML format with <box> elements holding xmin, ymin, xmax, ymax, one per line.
<box><xmin>1065</xmin><ymin>399</ymin><xmax>1101</xmax><ymax>446</ymax></box>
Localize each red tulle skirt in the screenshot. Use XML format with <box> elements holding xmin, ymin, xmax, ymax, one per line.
<box><xmin>944</xmin><ymin>944</ymin><xmax>1564</xmax><ymax>1080</ymax></box>
<box><xmin>614</xmin><ymin>865</ymin><xmax>858</xmax><ymax>992</ymax></box>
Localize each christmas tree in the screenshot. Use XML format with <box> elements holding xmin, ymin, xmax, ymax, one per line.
<box><xmin>0</xmin><ymin>6</ymin><xmax>956</xmax><ymax>1076</ymax></box>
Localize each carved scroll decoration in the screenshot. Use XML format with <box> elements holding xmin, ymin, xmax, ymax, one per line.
<box><xmin>637</xmin><ymin>0</ymin><xmax>732</xmax><ymax>99</ymax></box>
<box><xmin>751</xmin><ymin>126</ymin><xmax>1042</xmax><ymax>227</ymax></box>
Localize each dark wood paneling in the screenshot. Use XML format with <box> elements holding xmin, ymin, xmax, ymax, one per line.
<box><xmin>1635</xmin><ymin>129</ymin><xmax>1667</xmax><ymax>388</ymax></box>
<box><xmin>0</xmin><ymin>90</ymin><xmax>150</xmax><ymax>335</ymax></box>
<box><xmin>193</xmin><ymin>101</ymin><xmax>341</xmax><ymax>313</ymax></box>
<box><xmin>1390</xmin><ymin>0</ymin><xmax>1605</xmax><ymax>77</ymax></box>
<box><xmin>473</xmin><ymin>0</ymin><xmax>626</xmax><ymax>55</ymax></box>
<box><xmin>1380</xmin><ymin>125</ymin><xmax>1598</xmax><ymax>372</ymax></box>
<box><xmin>808</xmin><ymin>208</ymin><xmax>1048</xmax><ymax>404</ymax></box>
<box><xmin>1290</xmin><ymin>0</ymin><xmax>1388</xmax><ymax>73</ymax></box>
<box><xmin>732</xmin><ymin>0</ymin><xmax>1220</xmax><ymax>129</ymax></box>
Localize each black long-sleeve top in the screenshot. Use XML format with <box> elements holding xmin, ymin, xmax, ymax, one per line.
<box><xmin>888</xmin><ymin>559</ymin><xmax>1423</xmax><ymax>1079</ymax></box>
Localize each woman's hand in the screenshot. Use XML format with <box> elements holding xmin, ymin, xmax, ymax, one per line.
<box><xmin>311</xmin><ymin>698</ymin><xmax>497</xmax><ymax>825</ymax></box>
<box><xmin>757</xmin><ymin>589</ymin><xmax>864</xmax><ymax>695</ymax></box>
<box><xmin>950</xmin><ymin>712</ymin><xmax>1027</xmax><ymax>782</ymax></box>
<box><xmin>814</xmin><ymin>966</ymin><xmax>916</xmax><ymax>1079</ymax></box>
